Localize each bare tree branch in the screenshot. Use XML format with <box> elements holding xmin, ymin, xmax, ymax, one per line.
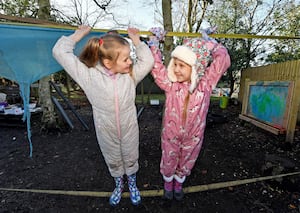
<box><xmin>91</xmin><ymin>0</ymin><xmax>112</xmax><ymax>11</ymax></box>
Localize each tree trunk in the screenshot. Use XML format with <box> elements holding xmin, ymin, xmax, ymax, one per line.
<box><xmin>187</xmin><ymin>0</ymin><xmax>193</xmax><ymax>33</ymax></box>
<box><xmin>37</xmin><ymin>0</ymin><xmax>58</xmax><ymax>129</ymax></box>
<box><xmin>162</xmin><ymin>0</ymin><xmax>174</xmax><ymax>66</ymax></box>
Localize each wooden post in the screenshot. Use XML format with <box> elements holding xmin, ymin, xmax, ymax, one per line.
<box><xmin>285</xmin><ymin>78</ymin><xmax>300</xmax><ymax>142</ymax></box>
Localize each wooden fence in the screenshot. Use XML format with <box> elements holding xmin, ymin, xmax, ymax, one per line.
<box><xmin>238</xmin><ymin>60</ymin><xmax>300</xmax><ymax>143</ymax></box>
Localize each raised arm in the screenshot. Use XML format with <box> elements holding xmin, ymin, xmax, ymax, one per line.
<box><xmin>199</xmin><ymin>44</ymin><xmax>231</xmax><ymax>91</ymax></box>
<box><xmin>127</xmin><ymin>27</ymin><xmax>141</xmax><ymax>47</ymax></box>
<box><xmin>127</xmin><ymin>27</ymin><xmax>154</xmax><ymax>84</ymax></box>
<box><xmin>147</xmin><ymin>27</ymin><xmax>172</xmax><ymax>92</ymax></box>
<box><xmin>69</xmin><ymin>25</ymin><xmax>91</xmax><ymax>43</ymax></box>
<box><xmin>52</xmin><ymin>25</ymin><xmax>92</xmax><ymax>89</ymax></box>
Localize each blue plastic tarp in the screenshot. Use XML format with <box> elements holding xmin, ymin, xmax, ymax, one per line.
<box><xmin>0</xmin><ymin>23</ymin><xmax>105</xmax><ymax>157</ymax></box>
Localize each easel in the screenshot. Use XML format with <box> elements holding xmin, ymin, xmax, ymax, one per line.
<box><xmin>49</xmin><ymin>81</ymin><xmax>89</xmax><ymax>131</ymax></box>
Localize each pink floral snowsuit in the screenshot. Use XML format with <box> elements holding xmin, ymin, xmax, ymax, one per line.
<box><xmin>150</xmin><ymin>46</ymin><xmax>231</xmax><ymax>179</ymax></box>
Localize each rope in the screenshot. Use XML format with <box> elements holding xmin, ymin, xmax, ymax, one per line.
<box><xmin>0</xmin><ymin>15</ymin><xmax>299</xmax><ymax>40</ymax></box>
<box><xmin>0</xmin><ymin>171</ymin><xmax>299</xmax><ymax>198</ymax></box>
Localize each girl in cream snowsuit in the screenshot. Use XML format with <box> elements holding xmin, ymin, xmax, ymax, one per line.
<box><xmin>53</xmin><ymin>25</ymin><xmax>154</xmax><ymax>206</ymax></box>
<box><xmin>148</xmin><ymin>27</ymin><xmax>231</xmax><ymax>201</ymax></box>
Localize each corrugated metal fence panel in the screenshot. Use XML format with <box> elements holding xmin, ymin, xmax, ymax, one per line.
<box><xmin>239</xmin><ymin>60</ymin><xmax>300</xmax><ymax>122</ymax></box>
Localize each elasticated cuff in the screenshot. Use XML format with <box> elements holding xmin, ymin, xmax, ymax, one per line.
<box><xmin>174</xmin><ymin>174</ymin><xmax>186</xmax><ymax>183</ymax></box>
<box><xmin>163</xmin><ymin>175</ymin><xmax>174</xmax><ymax>182</ymax></box>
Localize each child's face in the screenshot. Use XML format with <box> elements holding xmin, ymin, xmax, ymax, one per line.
<box><xmin>111</xmin><ymin>46</ymin><xmax>132</xmax><ymax>74</ymax></box>
<box><xmin>173</xmin><ymin>58</ymin><xmax>192</xmax><ymax>83</ymax></box>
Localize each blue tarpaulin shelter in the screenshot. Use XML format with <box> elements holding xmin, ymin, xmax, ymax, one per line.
<box><xmin>0</xmin><ymin>23</ymin><xmax>105</xmax><ymax>157</ymax></box>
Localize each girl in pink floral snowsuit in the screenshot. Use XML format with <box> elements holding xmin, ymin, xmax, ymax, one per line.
<box><xmin>148</xmin><ymin>28</ymin><xmax>231</xmax><ymax>200</ymax></box>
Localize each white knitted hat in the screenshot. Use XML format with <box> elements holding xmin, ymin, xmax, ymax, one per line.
<box><xmin>167</xmin><ymin>38</ymin><xmax>217</xmax><ymax>93</ymax></box>
<box><xmin>167</xmin><ymin>45</ymin><xmax>196</xmax><ymax>82</ymax></box>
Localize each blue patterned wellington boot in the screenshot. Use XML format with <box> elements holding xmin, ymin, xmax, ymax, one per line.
<box><xmin>127</xmin><ymin>173</ymin><xmax>141</xmax><ymax>205</ymax></box>
<box><xmin>109</xmin><ymin>176</ymin><xmax>124</xmax><ymax>206</ymax></box>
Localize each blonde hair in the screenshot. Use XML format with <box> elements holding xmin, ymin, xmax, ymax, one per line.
<box><xmin>182</xmin><ymin>93</ymin><xmax>190</xmax><ymax>122</ymax></box>
<box><xmin>79</xmin><ymin>34</ymin><xmax>130</xmax><ymax>68</ymax></box>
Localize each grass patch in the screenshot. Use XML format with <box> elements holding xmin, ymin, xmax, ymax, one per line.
<box><xmin>136</xmin><ymin>94</ymin><xmax>221</xmax><ymax>104</ymax></box>
<box><xmin>135</xmin><ymin>94</ymin><xmax>166</xmax><ymax>104</ymax></box>
<box><xmin>210</xmin><ymin>96</ymin><xmax>221</xmax><ymax>101</ymax></box>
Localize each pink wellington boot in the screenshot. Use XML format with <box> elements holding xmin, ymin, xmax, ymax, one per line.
<box><xmin>174</xmin><ymin>175</ymin><xmax>185</xmax><ymax>201</ymax></box>
<box><xmin>163</xmin><ymin>175</ymin><xmax>174</xmax><ymax>200</ymax></box>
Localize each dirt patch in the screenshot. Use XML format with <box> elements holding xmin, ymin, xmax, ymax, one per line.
<box><xmin>0</xmin><ymin>100</ymin><xmax>300</xmax><ymax>213</ymax></box>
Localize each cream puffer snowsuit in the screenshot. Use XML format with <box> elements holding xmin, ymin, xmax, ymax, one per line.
<box><xmin>53</xmin><ymin>36</ymin><xmax>154</xmax><ymax>177</ymax></box>
<box><xmin>150</xmin><ymin>45</ymin><xmax>230</xmax><ymax>179</ymax></box>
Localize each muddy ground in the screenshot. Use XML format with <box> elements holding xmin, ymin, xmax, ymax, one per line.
<box><xmin>0</xmin><ymin>99</ymin><xmax>300</xmax><ymax>213</ymax></box>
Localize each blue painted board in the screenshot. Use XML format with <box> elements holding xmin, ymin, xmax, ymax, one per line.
<box><xmin>246</xmin><ymin>81</ymin><xmax>292</xmax><ymax>129</ymax></box>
